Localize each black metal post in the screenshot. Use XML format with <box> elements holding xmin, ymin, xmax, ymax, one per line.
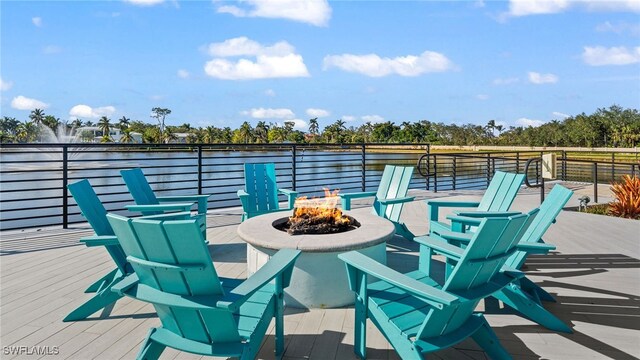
<box><xmin>516</xmin><ymin>152</ymin><xmax>520</xmax><ymax>173</ymax></box>
<box><xmin>361</xmin><ymin>143</ymin><xmax>366</xmax><ymax>192</ymax></box>
<box><xmin>486</xmin><ymin>154</ymin><xmax>491</xmax><ymax>187</ymax></box>
<box><xmin>611</xmin><ymin>152</ymin><xmax>615</xmax><ymax>182</ymax></box>
<box><xmin>425</xmin><ymin>145</ymin><xmax>430</xmax><ymax>191</ymax></box>
<box><xmin>452</xmin><ymin>157</ymin><xmax>457</xmax><ymax>191</ymax></box>
<box><xmin>197</xmin><ymin>145</ymin><xmax>203</xmax><ymax>195</ymax></box>
<box><xmin>62</xmin><ymin>145</ymin><xmax>69</xmax><ymax>229</ymax></box>
<box><xmin>562</xmin><ymin>150</ymin><xmax>567</xmax><ymax>181</ymax></box>
<box><xmin>593</xmin><ymin>162</ymin><xmax>598</xmax><ymax>203</ymax></box>
<box><xmin>291</xmin><ymin>144</ymin><xmax>297</xmax><ymax>191</ymax></box>
<box><xmin>540</xmin><ymin>176</ymin><xmax>545</xmax><ymax>204</ymax></box>
<box><xmin>433</xmin><ymin>155</ymin><xmax>438</xmax><ymax>193</ymax></box>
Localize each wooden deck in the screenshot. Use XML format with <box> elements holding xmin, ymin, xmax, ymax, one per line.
<box><xmin>1</xmin><ymin>184</ymin><xmax>639</xmax><ymax>359</ymax></box>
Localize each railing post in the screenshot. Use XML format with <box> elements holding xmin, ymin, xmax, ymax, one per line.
<box><xmin>452</xmin><ymin>157</ymin><xmax>457</xmax><ymax>191</ymax></box>
<box><xmin>540</xmin><ymin>175</ymin><xmax>545</xmax><ymax>203</ymax></box>
<box><xmin>425</xmin><ymin>145</ymin><xmax>430</xmax><ymax>191</ymax></box>
<box><xmin>611</xmin><ymin>152</ymin><xmax>615</xmax><ymax>182</ymax></box>
<box><xmin>486</xmin><ymin>154</ymin><xmax>491</xmax><ymax>187</ymax></box>
<box><xmin>593</xmin><ymin>162</ymin><xmax>598</xmax><ymax>203</ymax></box>
<box><xmin>361</xmin><ymin>143</ymin><xmax>366</xmax><ymax>192</ymax></box>
<box><xmin>62</xmin><ymin>145</ymin><xmax>69</xmax><ymax>229</ymax></box>
<box><xmin>433</xmin><ymin>155</ymin><xmax>438</xmax><ymax>193</ymax></box>
<box><xmin>197</xmin><ymin>145</ymin><xmax>203</xmax><ymax>195</ymax></box>
<box><xmin>562</xmin><ymin>150</ymin><xmax>567</xmax><ymax>181</ymax></box>
<box><xmin>515</xmin><ymin>152</ymin><xmax>520</xmax><ymax>173</ymax></box>
<box><xmin>291</xmin><ymin>144</ymin><xmax>297</xmax><ymax>191</ymax></box>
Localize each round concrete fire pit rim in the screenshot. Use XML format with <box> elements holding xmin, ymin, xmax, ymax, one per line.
<box><xmin>237</xmin><ymin>210</ymin><xmax>395</xmax><ymax>252</ymax></box>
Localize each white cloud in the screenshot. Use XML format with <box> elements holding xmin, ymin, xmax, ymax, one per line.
<box><xmin>42</xmin><ymin>45</ymin><xmax>62</xmax><ymax>54</ymax></box>
<box><xmin>475</xmin><ymin>94</ymin><xmax>490</xmax><ymax>100</ymax></box>
<box><xmin>528</xmin><ymin>71</ymin><xmax>558</xmax><ymax>84</ymax></box>
<box><xmin>502</xmin><ymin>0</ymin><xmax>640</xmax><ymax>19</ymax></box>
<box><xmin>264</xmin><ymin>89</ymin><xmax>276</xmax><ymax>97</ymax></box>
<box><xmin>11</xmin><ymin>95</ymin><xmax>49</xmax><ymax>110</ymax></box>
<box><xmin>216</xmin><ymin>0</ymin><xmax>331</xmax><ymax>27</ymax></box>
<box><xmin>203</xmin><ymin>37</ymin><xmax>309</xmax><ymax>80</ymax></box>
<box><xmin>582</xmin><ymin>46</ymin><xmax>640</xmax><ymax>66</ymax></box>
<box><xmin>516</xmin><ymin>117</ymin><xmax>545</xmax><ymax>127</ymax></box>
<box><xmin>552</xmin><ymin>111</ymin><xmax>570</xmax><ymax>118</ymax></box>
<box><xmin>342</xmin><ymin>115</ymin><xmax>357</xmax><ymax>122</ymax></box>
<box><xmin>242</xmin><ymin>107</ymin><xmax>295</xmax><ymax>119</ymax></box>
<box><xmin>69</xmin><ymin>104</ymin><xmax>116</xmax><ymax>119</ymax></box>
<box><xmin>306</xmin><ymin>108</ymin><xmax>330</xmax><ymax>118</ymax></box>
<box><xmin>0</xmin><ymin>78</ymin><xmax>13</xmax><ymax>91</ymax></box>
<box><xmin>206</xmin><ymin>37</ymin><xmax>295</xmax><ymax>57</ymax></box>
<box><xmin>323</xmin><ymin>51</ymin><xmax>456</xmax><ymax>77</ymax></box>
<box><xmin>361</xmin><ymin>115</ymin><xmax>385</xmax><ymax>123</ymax></box>
<box><xmin>595</xmin><ymin>21</ymin><xmax>640</xmax><ymax>36</ymax></box>
<box><xmin>123</xmin><ymin>0</ymin><xmax>164</xmax><ymax>6</ymax></box>
<box><xmin>492</xmin><ymin>77</ymin><xmax>519</xmax><ymax>85</ymax></box>
<box><xmin>32</xmin><ymin>17</ymin><xmax>42</xmax><ymax>27</ymax></box>
<box><xmin>177</xmin><ymin>69</ymin><xmax>190</xmax><ymax>79</ymax></box>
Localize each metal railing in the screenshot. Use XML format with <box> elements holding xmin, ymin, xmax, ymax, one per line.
<box><xmin>417</xmin><ymin>150</ymin><xmax>639</xmax><ymax>204</ymax></box>
<box><xmin>0</xmin><ymin>143</ymin><xmax>430</xmax><ymax>230</ymax></box>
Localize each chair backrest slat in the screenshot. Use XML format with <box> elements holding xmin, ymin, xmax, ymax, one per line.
<box><xmin>121</xmin><ymin>168</ymin><xmax>160</xmax><ymax>206</ymax></box>
<box><xmin>477</xmin><ymin>171</ymin><xmax>525</xmax><ymax>211</ymax></box>
<box><xmin>374</xmin><ymin>165</ymin><xmax>414</xmax><ymax>221</ymax></box>
<box><xmin>107</xmin><ymin>214</ymin><xmax>239</xmax><ymax>344</ymax></box>
<box><xmin>245</xmin><ymin>163</ymin><xmax>280</xmax><ymax>213</ymax></box>
<box><xmin>68</xmin><ymin>179</ymin><xmax>113</xmax><ymax>236</ymax></box>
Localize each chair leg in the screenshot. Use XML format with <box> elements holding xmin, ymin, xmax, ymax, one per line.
<box><xmin>274</xmin><ymin>293</ymin><xmax>285</xmax><ymax>358</ymax></box>
<box><xmin>63</xmin><ymin>287</ymin><xmax>123</xmax><ymax>322</ymax></box>
<box><xmin>393</xmin><ymin>222</ymin><xmax>415</xmax><ymax>241</ymax></box>
<box><xmin>85</xmin><ymin>268</ymin><xmax>120</xmax><ymax>293</ymax></box>
<box><xmin>136</xmin><ymin>328</ymin><xmax>166</xmax><ymax>360</ymax></box>
<box><xmin>470</xmin><ymin>315</ymin><xmax>512</xmax><ymax>360</ymax></box>
<box><xmin>354</xmin><ymin>297</ymin><xmax>367</xmax><ymax>359</ymax></box>
<box><xmin>493</xmin><ymin>286</ymin><xmax>572</xmax><ymax>333</ymax></box>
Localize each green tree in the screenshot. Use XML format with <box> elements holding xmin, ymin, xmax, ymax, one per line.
<box><xmin>254</xmin><ymin>121</ymin><xmax>269</xmax><ymax>143</ymax></box>
<box><xmin>151</xmin><ymin>107</ymin><xmax>172</xmax><ymax>143</ymax></box>
<box><xmin>29</xmin><ymin>108</ymin><xmax>45</xmax><ymax>126</ymax></box>
<box><xmin>97</xmin><ymin>116</ymin><xmax>111</xmax><ymax>138</ymax></box>
<box><xmin>120</xmin><ymin>128</ymin><xmax>134</xmax><ymax>143</ymax></box>
<box><xmin>118</xmin><ymin>116</ymin><xmax>130</xmax><ymax>131</ymax></box>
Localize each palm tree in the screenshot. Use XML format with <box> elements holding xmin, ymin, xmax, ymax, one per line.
<box><xmin>162</xmin><ymin>127</ymin><xmax>178</xmax><ymax>143</ymax></box>
<box><xmin>70</xmin><ymin>119</ymin><xmax>83</xmax><ymax>129</ymax></box>
<box><xmin>118</xmin><ymin>116</ymin><xmax>130</xmax><ymax>131</ymax></box>
<box><xmin>29</xmin><ymin>108</ymin><xmax>45</xmax><ymax>126</ymax></box>
<box><xmin>97</xmin><ymin>116</ymin><xmax>111</xmax><ymax>137</ymax></box>
<box><xmin>238</xmin><ymin>121</ymin><xmax>254</xmax><ymax>144</ymax></box>
<box><xmin>16</xmin><ymin>122</ymin><xmax>38</xmax><ymax>142</ymax></box>
<box><xmin>100</xmin><ymin>134</ymin><xmax>113</xmax><ymax>143</ymax></box>
<box><xmin>204</xmin><ymin>126</ymin><xmax>217</xmax><ymax>144</ymax></box>
<box><xmin>254</xmin><ymin>121</ymin><xmax>269</xmax><ymax>143</ymax></box>
<box><xmin>309</xmin><ymin>118</ymin><xmax>319</xmax><ymax>136</ymax></box>
<box><xmin>120</xmin><ymin>128</ymin><xmax>134</xmax><ymax>143</ymax></box>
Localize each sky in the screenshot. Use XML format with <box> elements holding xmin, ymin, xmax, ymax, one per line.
<box><xmin>1</xmin><ymin>0</ymin><xmax>639</xmax><ymax>131</ymax></box>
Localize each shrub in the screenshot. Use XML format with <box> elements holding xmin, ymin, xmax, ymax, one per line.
<box><xmin>608</xmin><ymin>175</ymin><xmax>640</xmax><ymax>219</ymax></box>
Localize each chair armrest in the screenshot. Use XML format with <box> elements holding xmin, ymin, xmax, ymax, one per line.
<box><xmin>112</xmin><ymin>273</ymin><xmax>139</xmax><ymax>295</ymax></box>
<box><xmin>139</xmin><ymin>211</ymin><xmax>193</xmax><ymax>220</ymax></box>
<box><xmin>340</xmin><ymin>191</ymin><xmax>377</xmax><ymax>210</ymax></box>
<box><xmin>157</xmin><ymin>195</ymin><xmax>210</xmax><ymax>214</ymax></box>
<box><xmin>378</xmin><ymin>196</ymin><xmax>415</xmax><ymax>205</ymax></box>
<box><xmin>237</xmin><ymin>189</ymin><xmax>250</xmax><ymax>210</ymax></box>
<box><xmin>414</xmin><ymin>236</ymin><xmax>465</xmax><ymax>259</ymax></box>
<box><xmin>501</xmin><ymin>265</ymin><xmax>526</xmax><ymax>280</ymax></box>
<box><xmin>339</xmin><ymin>251</ymin><xmax>458</xmax><ymax>309</ymax></box>
<box><xmin>278</xmin><ymin>189</ymin><xmax>298</xmax><ymax>210</ymax></box>
<box><xmin>454</xmin><ymin>210</ymin><xmax>522</xmax><ymax>218</ymax></box>
<box><xmin>516</xmin><ymin>242</ymin><xmax>556</xmax><ymax>254</ymax></box>
<box><xmin>431</xmin><ymin>230</ymin><xmax>473</xmax><ymax>243</ymax></box>
<box><xmin>218</xmin><ymin>249</ymin><xmax>301</xmax><ymax>312</ymax></box>
<box><xmin>446</xmin><ymin>215</ymin><xmax>483</xmax><ymax>227</ymax></box>
<box><xmin>426</xmin><ymin>199</ymin><xmax>481</xmax><ymax>221</ymax></box>
<box><xmin>126</xmin><ymin>203</ymin><xmax>194</xmax><ymax>213</ymax></box>
<box><xmin>79</xmin><ymin>235</ymin><xmax>119</xmax><ymax>247</ymax></box>
<box><xmin>278</xmin><ymin>189</ymin><xmax>298</xmax><ymax>197</ymax></box>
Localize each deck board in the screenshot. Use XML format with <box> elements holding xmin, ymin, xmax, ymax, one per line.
<box><xmin>1</xmin><ymin>184</ymin><xmax>639</xmax><ymax>359</ymax></box>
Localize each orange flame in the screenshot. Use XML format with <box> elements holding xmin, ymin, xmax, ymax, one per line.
<box><xmin>291</xmin><ymin>188</ymin><xmax>350</xmax><ymax>225</ymax></box>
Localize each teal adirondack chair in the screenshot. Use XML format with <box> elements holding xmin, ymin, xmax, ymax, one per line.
<box><xmin>339</xmin><ymin>212</ymin><xmax>536</xmax><ymax>359</ymax></box>
<box><xmin>107</xmin><ymin>214</ymin><xmax>301</xmax><ymax>360</ymax></box>
<box><xmin>441</xmin><ymin>184</ymin><xmax>574</xmax><ymax>333</ymax></box>
<box><xmin>340</xmin><ymin>165</ymin><xmax>415</xmax><ymax>240</ymax></box>
<box><xmin>427</xmin><ymin>171</ymin><xmax>525</xmax><ymax>235</ymax></box>
<box><xmin>237</xmin><ymin>163</ymin><xmax>298</xmax><ymax>222</ymax></box>
<box><xmin>64</xmin><ymin>179</ymin><xmax>198</xmax><ymax>322</ymax></box>
<box><xmin>120</xmin><ymin>168</ymin><xmax>210</xmax><ymax>234</ymax></box>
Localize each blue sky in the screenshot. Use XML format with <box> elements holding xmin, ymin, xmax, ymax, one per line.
<box><xmin>1</xmin><ymin>0</ymin><xmax>639</xmax><ymax>131</ymax></box>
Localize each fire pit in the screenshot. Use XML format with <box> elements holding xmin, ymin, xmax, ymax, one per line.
<box><xmin>237</xmin><ymin>206</ymin><xmax>395</xmax><ymax>308</ymax></box>
<box><xmin>274</xmin><ymin>189</ymin><xmax>361</xmax><ymax>235</ymax></box>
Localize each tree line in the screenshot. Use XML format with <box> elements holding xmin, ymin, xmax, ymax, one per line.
<box><xmin>1</xmin><ymin>104</ymin><xmax>638</xmax><ymax>147</ymax></box>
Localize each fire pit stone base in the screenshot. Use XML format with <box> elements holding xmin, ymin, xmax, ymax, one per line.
<box><xmin>237</xmin><ymin>210</ymin><xmax>396</xmax><ymax>309</ymax></box>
